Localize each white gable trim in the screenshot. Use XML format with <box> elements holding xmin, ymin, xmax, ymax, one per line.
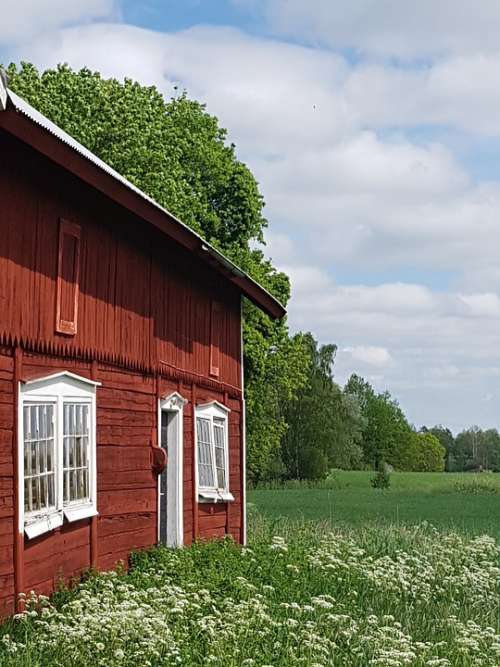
<box><xmin>196</xmin><ymin>400</ymin><xmax>230</xmax><ymax>416</ymax></box>
<box><xmin>161</xmin><ymin>391</ymin><xmax>188</xmax><ymax>411</ymax></box>
<box><xmin>23</xmin><ymin>371</ymin><xmax>101</xmax><ymax>388</ymax></box>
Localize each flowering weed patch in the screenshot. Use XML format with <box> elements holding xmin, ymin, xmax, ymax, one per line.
<box><xmin>0</xmin><ymin>520</ymin><xmax>499</xmax><ymax>666</ymax></box>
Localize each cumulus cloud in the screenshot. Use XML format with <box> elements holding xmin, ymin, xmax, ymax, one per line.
<box><xmin>0</xmin><ymin>0</ymin><xmax>117</xmax><ymax>45</ymax></box>
<box><xmin>343</xmin><ymin>346</ymin><xmax>392</xmax><ymax>367</ymax></box>
<box><xmin>248</xmin><ymin>0</ymin><xmax>500</xmax><ymax>59</ymax></box>
<box><xmin>284</xmin><ymin>269</ymin><xmax>500</xmax><ymax>431</ymax></box>
<box><xmin>345</xmin><ymin>55</ymin><xmax>500</xmax><ymax>136</ymax></box>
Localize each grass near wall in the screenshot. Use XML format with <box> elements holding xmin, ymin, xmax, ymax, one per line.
<box><xmin>0</xmin><ymin>472</ymin><xmax>499</xmax><ymax>666</ymax></box>
<box><xmin>249</xmin><ymin>471</ymin><xmax>500</xmax><ymax>538</ymax></box>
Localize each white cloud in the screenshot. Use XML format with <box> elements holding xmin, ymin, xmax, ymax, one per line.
<box><xmin>284</xmin><ymin>270</ymin><xmax>500</xmax><ymax>431</ymax></box>
<box><xmin>0</xmin><ymin>0</ymin><xmax>117</xmax><ymax>45</ymax></box>
<box><xmin>17</xmin><ymin>23</ymin><xmax>352</xmax><ymax>155</ymax></box>
<box><xmin>343</xmin><ymin>345</ymin><xmax>392</xmax><ymax>367</ymax></box>
<box><xmin>459</xmin><ymin>293</ymin><xmax>500</xmax><ymax>317</ymax></box>
<box><xmin>252</xmin><ymin>0</ymin><xmax>500</xmax><ymax>59</ymax></box>
<box><xmin>345</xmin><ymin>55</ymin><xmax>500</xmax><ymax>136</ymax></box>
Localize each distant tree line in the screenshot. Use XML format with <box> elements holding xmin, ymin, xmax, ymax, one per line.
<box><xmin>251</xmin><ymin>332</ymin><xmax>500</xmax><ymax>483</ymax></box>
<box><xmin>422</xmin><ymin>425</ymin><xmax>500</xmax><ymax>473</ymax></box>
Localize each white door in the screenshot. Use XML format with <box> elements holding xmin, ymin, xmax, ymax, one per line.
<box><xmin>158</xmin><ymin>394</ymin><xmax>185</xmax><ymax>547</ymax></box>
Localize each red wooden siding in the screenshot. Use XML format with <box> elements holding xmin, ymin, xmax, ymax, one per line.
<box><xmin>0</xmin><ymin>348</ymin><xmax>14</xmax><ymax>617</ymax></box>
<box><xmin>0</xmin><ymin>351</ymin><xmax>244</xmax><ymax>615</ymax></box>
<box><xmin>55</xmin><ymin>219</ymin><xmax>81</xmax><ymax>335</ymax></box>
<box><xmin>0</xmin><ymin>130</ymin><xmax>242</xmax><ymax>390</ymax></box>
<box><xmin>210</xmin><ymin>301</ymin><xmax>221</xmax><ymax>378</ymax></box>
<box><xmin>0</xmin><ymin>126</ymin><xmax>246</xmax><ymax>617</ymax></box>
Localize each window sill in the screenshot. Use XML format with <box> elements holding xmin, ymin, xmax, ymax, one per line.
<box><xmin>198</xmin><ymin>490</ymin><xmax>235</xmax><ymax>503</ymax></box>
<box><xmin>64</xmin><ymin>505</ymin><xmax>98</xmax><ymax>523</ymax></box>
<box><xmin>24</xmin><ymin>505</ymin><xmax>98</xmax><ymax>539</ymax></box>
<box><xmin>25</xmin><ymin>512</ymin><xmax>63</xmax><ymax>540</ymax></box>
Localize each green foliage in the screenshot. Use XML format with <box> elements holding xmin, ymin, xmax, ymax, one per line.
<box><xmin>370</xmin><ymin>465</ymin><xmax>391</xmax><ymax>489</ymax></box>
<box><xmin>415</xmin><ymin>432</ymin><xmax>446</xmax><ymax>472</ymax></box>
<box><xmin>453</xmin><ymin>427</ymin><xmax>500</xmax><ymax>472</ymax></box>
<box><xmin>280</xmin><ymin>335</ymin><xmax>364</xmax><ymax>480</ymax></box>
<box><xmin>345</xmin><ymin>374</ymin><xmax>413</xmax><ymax>471</ymax></box>
<box><xmin>423</xmin><ymin>425</ymin><xmax>455</xmax><ymax>470</ymax></box>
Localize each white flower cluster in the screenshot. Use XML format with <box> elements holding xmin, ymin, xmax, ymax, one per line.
<box><xmin>0</xmin><ymin>524</ymin><xmax>498</xmax><ymax>666</ymax></box>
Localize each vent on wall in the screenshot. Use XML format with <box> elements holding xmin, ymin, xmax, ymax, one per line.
<box><xmin>210</xmin><ymin>300</ymin><xmax>221</xmax><ymax>377</ymax></box>
<box><xmin>55</xmin><ymin>219</ymin><xmax>81</xmax><ymax>335</ymax></box>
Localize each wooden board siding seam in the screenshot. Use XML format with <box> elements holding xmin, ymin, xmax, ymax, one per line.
<box><xmin>191</xmin><ymin>384</ymin><xmax>198</xmax><ymax>541</ymax></box>
<box><xmin>224</xmin><ymin>390</ymin><xmax>230</xmax><ymax>536</ymax></box>
<box><xmin>12</xmin><ymin>347</ymin><xmax>23</xmax><ymax>612</ymax></box>
<box><xmin>90</xmin><ymin>359</ymin><xmax>98</xmax><ymax>569</ymax></box>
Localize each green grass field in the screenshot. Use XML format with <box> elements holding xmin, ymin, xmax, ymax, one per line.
<box><xmin>249</xmin><ymin>471</ymin><xmax>500</xmax><ymax>538</ymax></box>
<box><xmin>1</xmin><ymin>471</ymin><xmax>499</xmax><ymax>665</ymax></box>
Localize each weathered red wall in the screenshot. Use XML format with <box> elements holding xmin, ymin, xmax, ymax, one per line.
<box><xmin>0</xmin><ymin>130</ymin><xmax>242</xmax><ymax>389</ymax></box>
<box><xmin>0</xmin><ymin>128</ymin><xmax>244</xmax><ymax>617</ymax></box>
<box><xmin>0</xmin><ymin>349</ymin><xmax>14</xmax><ymax>617</ymax></box>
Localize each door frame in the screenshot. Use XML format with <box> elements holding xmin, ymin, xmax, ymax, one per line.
<box><xmin>157</xmin><ymin>392</ymin><xmax>187</xmax><ymax>547</ymax></box>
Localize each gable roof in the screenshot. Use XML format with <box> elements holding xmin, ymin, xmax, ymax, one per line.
<box><xmin>0</xmin><ymin>83</ymin><xmax>286</xmax><ymax>320</ymax></box>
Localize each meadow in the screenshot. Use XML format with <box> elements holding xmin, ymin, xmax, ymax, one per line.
<box><xmin>249</xmin><ymin>471</ymin><xmax>500</xmax><ymax>538</ymax></box>
<box><xmin>0</xmin><ymin>471</ymin><xmax>499</xmax><ymax>666</ymax></box>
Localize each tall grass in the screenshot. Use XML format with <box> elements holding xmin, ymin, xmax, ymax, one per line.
<box><xmin>0</xmin><ymin>514</ymin><xmax>498</xmax><ymax>666</ymax></box>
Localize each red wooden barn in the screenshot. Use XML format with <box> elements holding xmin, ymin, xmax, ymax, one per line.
<box><xmin>0</xmin><ymin>77</ymin><xmax>285</xmax><ymax>616</ymax></box>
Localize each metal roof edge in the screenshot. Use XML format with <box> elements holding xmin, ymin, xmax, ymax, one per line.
<box><xmin>3</xmin><ymin>87</ymin><xmax>286</xmax><ymax>320</ymax></box>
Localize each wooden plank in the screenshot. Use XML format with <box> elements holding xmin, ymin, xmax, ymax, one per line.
<box><xmin>98</xmin><ymin>513</ymin><xmax>153</xmax><ymax>538</ymax></box>
<box><xmin>199</xmin><ymin>503</ymin><xmax>226</xmax><ymax>516</ymax></box>
<box><xmin>25</xmin><ymin>522</ymin><xmax>90</xmax><ymax>565</ymax></box>
<box><xmin>98</xmin><ymin>470</ymin><xmax>155</xmax><ymax>490</ymax></box>
<box><xmin>98</xmin><ymin>551</ymin><xmax>130</xmax><ymax>572</ymax></box>
<box><xmin>0</xmin><ymin>405</ymin><xmax>13</xmax><ymax>430</ymax></box>
<box><xmin>0</xmin><ymin>546</ymin><xmax>13</xmax><ymax>575</ymax></box>
<box><xmin>98</xmin><ymin>426</ymin><xmax>152</xmax><ymax>445</ymax></box>
<box><xmin>0</xmin><ymin>355</ymin><xmax>13</xmax><ymax>372</ymax></box>
<box><xmin>198</xmin><ymin>513</ymin><xmax>227</xmax><ymax>532</ymax></box>
<box><xmin>98</xmin><ymin>525</ymin><xmax>156</xmax><ymax>556</ymax></box>
<box><xmin>199</xmin><ymin>526</ymin><xmax>226</xmax><ymax>540</ymax></box>
<box><xmin>97</xmin><ymin>411</ymin><xmax>154</xmax><ymax>427</ymax></box>
<box><xmin>97</xmin><ymin>446</ymin><xmax>150</xmax><ymax>472</ymax></box>
<box><xmin>98</xmin><ymin>489</ymin><xmax>156</xmax><ymax>515</ymax></box>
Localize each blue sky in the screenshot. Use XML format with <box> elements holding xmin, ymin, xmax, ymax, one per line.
<box><xmin>3</xmin><ymin>0</ymin><xmax>500</xmax><ymax>432</ymax></box>
<box><xmin>121</xmin><ymin>0</ymin><xmax>255</xmax><ymax>33</ymax></box>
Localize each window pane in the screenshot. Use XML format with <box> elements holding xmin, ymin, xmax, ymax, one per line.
<box><xmin>48</xmin><ymin>474</ymin><xmax>55</xmax><ymax>507</ymax></box>
<box><xmin>213</xmin><ymin>421</ymin><xmax>226</xmax><ymax>490</ymax></box>
<box><xmin>23</xmin><ymin>404</ymin><xmax>55</xmax><ymax>516</ymax></box>
<box><xmin>196</xmin><ymin>417</ymin><xmax>215</xmax><ymax>488</ymax></box>
<box><xmin>63</xmin><ymin>403</ymin><xmax>90</xmax><ymax>505</ymax></box>
<box><xmin>24</xmin><ymin>478</ymin><xmax>30</xmax><ymax>513</ymax></box>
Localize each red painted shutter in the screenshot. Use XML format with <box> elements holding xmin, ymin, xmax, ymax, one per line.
<box><xmin>55</xmin><ymin>219</ymin><xmax>81</xmax><ymax>335</ymax></box>
<box><xmin>210</xmin><ymin>301</ymin><xmax>221</xmax><ymax>377</ymax></box>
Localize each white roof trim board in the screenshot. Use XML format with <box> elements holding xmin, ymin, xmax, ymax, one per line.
<box><xmin>2</xmin><ymin>85</ymin><xmax>285</xmax><ymax>318</ymax></box>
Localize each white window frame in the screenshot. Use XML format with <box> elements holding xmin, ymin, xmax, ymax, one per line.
<box><xmin>19</xmin><ymin>372</ymin><xmax>100</xmax><ymax>539</ymax></box>
<box><xmin>195</xmin><ymin>401</ymin><xmax>233</xmax><ymax>503</ymax></box>
<box><xmin>157</xmin><ymin>392</ymin><xmax>187</xmax><ymax>547</ymax></box>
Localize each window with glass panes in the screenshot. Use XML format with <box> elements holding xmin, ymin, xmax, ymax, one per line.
<box><xmin>20</xmin><ymin>373</ymin><xmax>97</xmax><ymax>536</ymax></box>
<box><xmin>63</xmin><ymin>403</ymin><xmax>90</xmax><ymax>504</ymax></box>
<box><xmin>23</xmin><ymin>403</ymin><xmax>56</xmax><ymax>515</ymax></box>
<box><xmin>195</xmin><ymin>404</ymin><xmax>229</xmax><ymax>492</ymax></box>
